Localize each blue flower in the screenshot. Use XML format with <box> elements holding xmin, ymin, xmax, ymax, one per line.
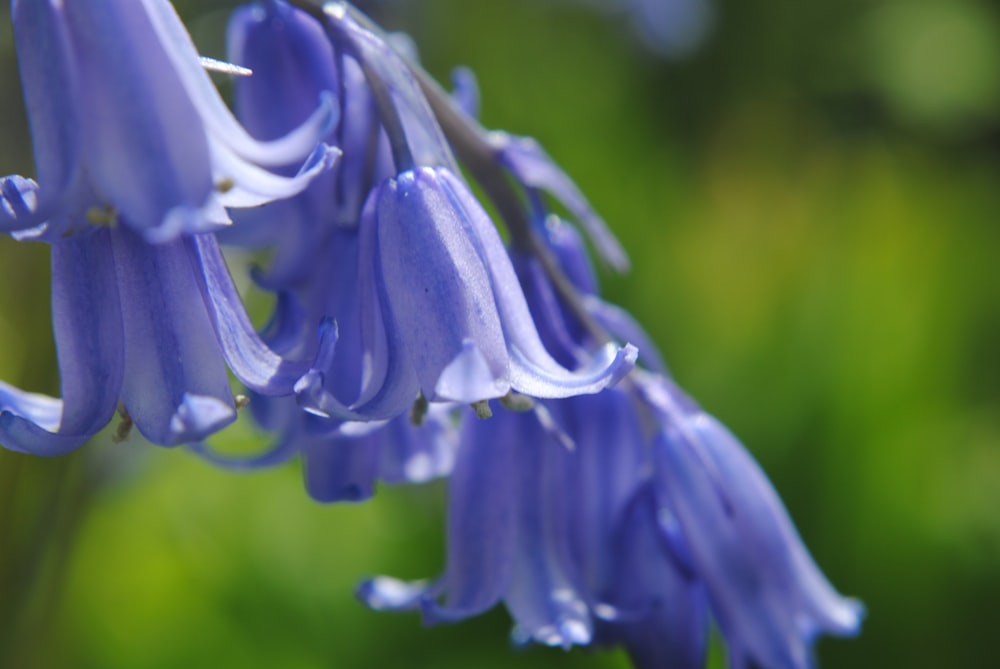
<box><xmin>222</xmin><ymin>2</ymin><xmax>637</xmax><ymax>420</ymax></box>
<box><xmin>358</xmin><ymin>216</ymin><xmax>862</xmax><ymax>668</ymax></box>
<box><xmin>295</xmin><ymin>166</ymin><xmax>637</xmax><ymax>420</ymax></box>
<box><xmin>192</xmin><ymin>1</ymin><xmax>456</xmax><ymax>498</ymax></box>
<box><xmin>0</xmin><ymin>0</ymin><xmax>337</xmax><ymax>243</ymax></box>
<box><xmin>0</xmin><ymin>0</ymin><xmax>339</xmax><ymax>455</ymax></box>
<box><xmin>354</xmin><ymin>222</ymin><xmax>698</xmax><ymax>657</ymax></box>
<box><xmin>193</xmin><ymin>392</ymin><xmax>456</xmax><ymax>504</ymax></box>
<box><xmin>357</xmin><ymin>381</ymin><xmax>710</xmax><ymax>660</ymax></box>
<box><xmin>641</xmin><ymin>374</ymin><xmax>865</xmax><ymax>669</ymax></box>
<box><xmin>0</xmin><ymin>224</ymin><xmax>332</xmax><ymax>455</ymax></box>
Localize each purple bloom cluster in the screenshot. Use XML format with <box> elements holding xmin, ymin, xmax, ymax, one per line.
<box><xmin>360</xmin><ymin>220</ymin><xmax>862</xmax><ymax>668</ymax></box>
<box><xmin>0</xmin><ymin>0</ymin><xmax>862</xmax><ymax>666</ymax></box>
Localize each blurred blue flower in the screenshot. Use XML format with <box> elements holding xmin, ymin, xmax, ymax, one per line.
<box><xmin>0</xmin><ymin>0</ymin><xmax>338</xmax><ymax>455</ymax></box>
<box><xmin>569</xmin><ymin>0</ymin><xmax>714</xmax><ymax>58</ymax></box>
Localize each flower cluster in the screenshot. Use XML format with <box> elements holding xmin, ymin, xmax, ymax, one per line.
<box><xmin>0</xmin><ymin>0</ymin><xmax>862</xmax><ymax>667</ymax></box>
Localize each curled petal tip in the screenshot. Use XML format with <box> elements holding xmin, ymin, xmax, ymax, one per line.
<box><xmin>433</xmin><ymin>340</ymin><xmax>511</xmax><ymax>403</ymax></box>
<box><xmin>163</xmin><ymin>393</ymin><xmax>236</xmax><ymax>446</ymax></box>
<box><xmin>357</xmin><ymin>576</ymin><xmax>429</xmax><ymax>611</ymax></box>
<box><xmin>293</xmin><ymin>370</ymin><xmax>333</xmax><ymax>417</ymax></box>
<box><xmin>142</xmin><ymin>204</ymin><xmax>232</xmax><ymax>245</ymax></box>
<box><xmin>512</xmin><ymin>619</ymin><xmax>593</xmax><ymax>649</ymax></box>
<box><xmin>0</xmin><ymin>175</ymin><xmax>39</xmax><ymax>221</ymax></box>
<box><xmin>508</xmin><ymin>340</ymin><xmax>637</xmax><ymax>399</ymax></box>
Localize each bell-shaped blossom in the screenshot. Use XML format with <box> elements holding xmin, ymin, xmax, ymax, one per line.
<box><xmin>360</xmin><ymin>405</ymin><xmax>593</xmax><ymax>648</ymax></box>
<box><xmin>359</xmin><ymin>211</ymin><xmax>861</xmax><ymax>668</ymax></box>
<box><xmin>222</xmin><ymin>0</ymin><xmax>390</xmax><ymax>286</ymax></box>
<box><xmin>641</xmin><ymin>375</ymin><xmax>864</xmax><ymax>669</ymax></box>
<box><xmin>357</xmin><ymin>220</ymin><xmax>704</xmax><ymax>657</ymax></box>
<box><xmin>295</xmin><ymin>166</ymin><xmax>636</xmax><ymax>421</ymax></box>
<box><xmin>222</xmin><ymin>2</ymin><xmax>637</xmax><ymax>423</ymax></box>
<box><xmin>0</xmin><ymin>224</ymin><xmax>322</xmax><ymax>455</ymax></box>
<box><xmin>0</xmin><ymin>0</ymin><xmax>338</xmax><ymax>456</ymax></box>
<box><xmin>194</xmin><ymin>1</ymin><xmax>456</xmax><ymax>496</ymax></box>
<box><xmin>358</xmin><ymin>387</ymin><xmax>712</xmax><ymax>665</ymax></box>
<box><xmin>193</xmin><ymin>393</ymin><xmax>456</xmax><ymax>503</ymax></box>
<box><xmin>0</xmin><ymin>0</ymin><xmax>337</xmax><ymax>243</ymax></box>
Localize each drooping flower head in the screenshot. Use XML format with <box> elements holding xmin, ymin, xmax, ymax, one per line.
<box><xmin>0</xmin><ymin>0</ymin><xmax>337</xmax><ymax>455</ymax></box>
<box><xmin>1</xmin><ymin>0</ymin><xmax>337</xmax><ymax>243</ymax></box>
<box><xmin>360</xmin><ymin>215</ymin><xmax>863</xmax><ymax>667</ymax></box>
<box><xmin>196</xmin><ymin>0</ymin><xmax>455</xmax><ymax>499</ymax></box>
<box><xmin>231</xmin><ymin>1</ymin><xmax>640</xmax><ymax>422</ymax></box>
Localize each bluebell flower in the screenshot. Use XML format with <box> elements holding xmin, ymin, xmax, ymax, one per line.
<box><xmin>193</xmin><ymin>391</ymin><xmax>456</xmax><ymax>503</ymax></box>
<box><xmin>0</xmin><ymin>0</ymin><xmax>337</xmax><ymax>243</ymax></box>
<box><xmin>640</xmin><ymin>374</ymin><xmax>865</xmax><ymax>669</ymax></box>
<box><xmin>356</xmin><ymin>223</ymin><xmax>707</xmax><ymax>658</ymax></box>
<box><xmin>194</xmin><ymin>0</ymin><xmax>456</xmax><ymax>498</ymax></box>
<box><xmin>221</xmin><ymin>2</ymin><xmax>637</xmax><ymax>420</ymax></box>
<box><xmin>0</xmin><ymin>0</ymin><xmax>338</xmax><ymax>455</ymax></box>
<box><xmin>295</xmin><ymin>165</ymin><xmax>636</xmax><ymax>420</ymax></box>
<box><xmin>359</xmin><ymin>215</ymin><xmax>862</xmax><ymax>667</ymax></box>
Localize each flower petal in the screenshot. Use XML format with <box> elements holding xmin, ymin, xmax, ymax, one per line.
<box><xmin>438</xmin><ymin>170</ymin><xmax>637</xmax><ymax>398</ymax></box>
<box><xmin>4</xmin><ymin>0</ymin><xmax>81</xmax><ymax>233</ymax></box>
<box><xmin>421</xmin><ymin>410</ymin><xmax>518</xmax><ymax>623</ymax></box>
<box><xmin>111</xmin><ymin>227</ymin><xmax>235</xmax><ymax>446</ymax></box>
<box><xmin>585</xmin><ymin>295</ymin><xmax>668</xmax><ymax>375</ymax></box>
<box><xmin>326</xmin><ymin>8</ymin><xmax>457</xmax><ymax>171</ymax></box>
<box><xmin>374</xmin><ymin>169</ymin><xmax>510</xmax><ymax>402</ymax></box>
<box><xmin>142</xmin><ymin>0</ymin><xmax>337</xmax><ymax>167</ymax></box>
<box><xmin>491</xmin><ymin>133</ymin><xmax>629</xmax><ymax>271</ymax></box>
<box><xmin>210</xmin><ymin>135</ymin><xmax>341</xmax><ymax>211</ymax></box>
<box><xmin>602</xmin><ymin>483</ymin><xmax>709</xmax><ymax>669</ymax></box>
<box><xmin>228</xmin><ymin>1</ymin><xmax>340</xmax><ymax>145</ymax></box>
<box><xmin>377</xmin><ymin>406</ymin><xmax>457</xmax><ymax>484</ymax></box>
<box><xmin>652</xmin><ymin>388</ymin><xmax>863</xmax><ymax>669</ymax></box>
<box><xmin>504</xmin><ymin>411</ymin><xmax>593</xmax><ymax>649</ymax></box>
<box><xmin>0</xmin><ymin>228</ymin><xmax>123</xmax><ymax>455</ymax></box>
<box><xmin>188</xmin><ymin>233</ymin><xmax>314</xmax><ymax>396</ymax></box>
<box><xmin>563</xmin><ymin>389</ymin><xmax>646</xmax><ymax>590</ymax></box>
<box><xmin>64</xmin><ymin>0</ymin><xmax>216</xmax><ymax>238</ymax></box>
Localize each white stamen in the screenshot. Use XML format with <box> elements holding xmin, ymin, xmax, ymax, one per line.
<box><xmin>199</xmin><ymin>56</ymin><xmax>253</xmax><ymax>78</ymax></box>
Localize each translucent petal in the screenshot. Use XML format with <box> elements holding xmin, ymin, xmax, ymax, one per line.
<box><xmin>652</xmin><ymin>387</ymin><xmax>863</xmax><ymax>669</ymax></box>
<box><xmin>0</xmin><ymin>229</ymin><xmax>123</xmax><ymax>455</ymax></box>
<box><xmin>141</xmin><ymin>0</ymin><xmax>337</xmax><ymax>167</ymax></box>
<box><xmin>188</xmin><ymin>233</ymin><xmax>314</xmax><ymax>396</ymax></box>
<box><xmin>111</xmin><ymin>227</ymin><xmax>235</xmax><ymax>446</ymax></box>
<box><xmin>438</xmin><ymin>169</ymin><xmax>637</xmax><ymax>398</ymax></box>
<box><xmin>491</xmin><ymin>133</ymin><xmax>629</xmax><ymax>271</ymax></box>
<box><xmin>65</xmin><ymin>0</ymin><xmax>215</xmax><ymax>239</ymax></box>
<box><xmin>422</xmin><ymin>412</ymin><xmax>518</xmax><ymax>622</ymax></box>
<box><xmin>374</xmin><ymin>169</ymin><xmax>509</xmax><ymax>402</ymax></box>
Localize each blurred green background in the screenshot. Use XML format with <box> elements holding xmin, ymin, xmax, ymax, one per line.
<box><xmin>1</xmin><ymin>0</ymin><xmax>999</xmax><ymax>667</ymax></box>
